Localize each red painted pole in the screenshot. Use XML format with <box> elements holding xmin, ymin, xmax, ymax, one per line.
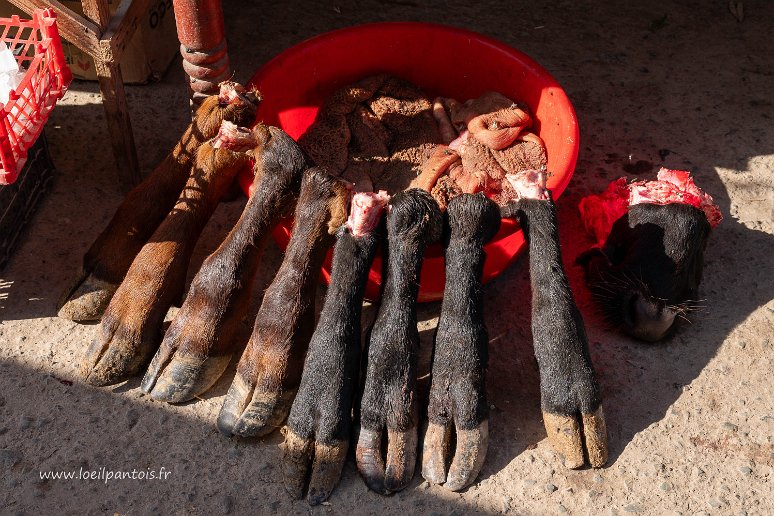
<box><xmin>172</xmin><ymin>0</ymin><xmax>231</xmax><ymax>105</ymax></box>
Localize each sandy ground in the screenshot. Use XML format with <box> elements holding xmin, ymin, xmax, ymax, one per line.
<box><xmin>1</xmin><ymin>1</ymin><xmax>773</xmax><ymax>514</ymax></box>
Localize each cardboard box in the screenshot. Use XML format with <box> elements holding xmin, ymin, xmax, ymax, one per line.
<box><xmin>0</xmin><ymin>0</ymin><xmax>179</xmax><ymax>84</ymax></box>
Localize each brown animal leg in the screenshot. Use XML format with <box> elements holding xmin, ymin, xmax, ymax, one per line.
<box><xmin>59</xmin><ymin>83</ymin><xmax>259</xmax><ymax>322</ymax></box>
<box><xmin>217</xmin><ymin>168</ymin><xmax>350</xmax><ymax>437</ymax></box>
<box><xmin>141</xmin><ymin>126</ymin><xmax>307</xmax><ymax>402</ymax></box>
<box><xmin>80</xmin><ymin>123</ymin><xmax>253</xmax><ymax>386</ymax></box>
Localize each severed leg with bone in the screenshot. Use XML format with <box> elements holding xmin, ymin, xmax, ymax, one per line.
<box><xmin>80</xmin><ymin>122</ymin><xmax>255</xmax><ymax>386</ymax></box>
<box><xmin>500</xmin><ymin>170</ymin><xmax>608</xmax><ymax>469</ymax></box>
<box><xmin>356</xmin><ymin>188</ymin><xmax>443</xmax><ymax>494</ymax></box>
<box><xmin>282</xmin><ymin>191</ymin><xmax>389</xmax><ymax>505</ymax></box>
<box><xmin>59</xmin><ymin>83</ymin><xmax>259</xmax><ymax>322</ymax></box>
<box><xmin>141</xmin><ymin>126</ymin><xmax>307</xmax><ymax>402</ymax></box>
<box><xmin>422</xmin><ymin>192</ymin><xmax>501</xmax><ymax>491</ymax></box>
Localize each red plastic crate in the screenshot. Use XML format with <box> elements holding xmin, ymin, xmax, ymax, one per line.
<box><xmin>0</xmin><ymin>8</ymin><xmax>71</xmax><ymax>185</ymax></box>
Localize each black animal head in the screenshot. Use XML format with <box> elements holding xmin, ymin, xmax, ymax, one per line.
<box><xmin>578</xmin><ymin>202</ymin><xmax>711</xmax><ymax>342</ymax></box>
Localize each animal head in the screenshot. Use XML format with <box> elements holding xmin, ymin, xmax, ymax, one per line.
<box><xmin>578</xmin><ymin>202</ymin><xmax>711</xmax><ymax>341</ymax></box>
<box><xmin>194</xmin><ymin>81</ymin><xmax>261</xmax><ymax>137</ymax></box>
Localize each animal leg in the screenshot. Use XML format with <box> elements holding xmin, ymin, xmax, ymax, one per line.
<box><xmin>81</xmin><ymin>124</ymin><xmax>253</xmax><ymax>385</ymax></box>
<box><xmin>502</xmin><ymin>170</ymin><xmax>608</xmax><ymax>469</ymax></box>
<box><xmin>422</xmin><ymin>193</ymin><xmax>500</xmax><ymax>491</ymax></box>
<box><xmin>217</xmin><ymin>169</ymin><xmax>350</xmax><ymax>437</ymax></box>
<box><xmin>141</xmin><ymin>126</ymin><xmax>306</xmax><ymax>402</ymax></box>
<box><xmin>59</xmin><ymin>83</ymin><xmax>259</xmax><ymax>322</ymax></box>
<box><xmin>356</xmin><ymin>189</ymin><xmax>443</xmax><ymax>494</ymax></box>
<box><xmin>282</xmin><ymin>192</ymin><xmax>388</xmax><ymax>505</ymax></box>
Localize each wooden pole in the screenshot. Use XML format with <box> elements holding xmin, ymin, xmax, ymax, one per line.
<box><xmin>82</xmin><ymin>0</ymin><xmax>141</xmax><ymax>190</ymax></box>
<box><xmin>172</xmin><ymin>0</ymin><xmax>231</xmax><ymax>110</ymax></box>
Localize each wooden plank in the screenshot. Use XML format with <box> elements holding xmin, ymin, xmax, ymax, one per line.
<box><xmin>94</xmin><ymin>59</ymin><xmax>141</xmax><ymax>190</ymax></box>
<box><xmin>102</xmin><ymin>0</ymin><xmax>151</xmax><ymax>63</ymax></box>
<box><xmin>80</xmin><ymin>0</ymin><xmax>110</xmax><ymax>27</ymax></box>
<box><xmin>6</xmin><ymin>0</ymin><xmax>102</xmax><ymax>57</ymax></box>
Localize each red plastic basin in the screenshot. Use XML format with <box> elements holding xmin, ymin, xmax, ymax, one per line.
<box><xmin>241</xmin><ymin>22</ymin><xmax>579</xmax><ymax>302</ymax></box>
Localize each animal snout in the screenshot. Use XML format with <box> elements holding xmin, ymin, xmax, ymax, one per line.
<box><xmin>623</xmin><ymin>292</ymin><xmax>677</xmax><ymax>342</ymax></box>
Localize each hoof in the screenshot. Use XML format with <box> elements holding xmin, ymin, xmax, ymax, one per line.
<box><xmin>355</xmin><ymin>426</ymin><xmax>417</xmax><ymax>495</ymax></box>
<box><xmin>141</xmin><ymin>347</ymin><xmax>232</xmax><ymax>403</ymax></box>
<box><xmin>422</xmin><ymin>421</ymin><xmax>488</xmax><ymax>491</ymax></box>
<box><xmin>282</xmin><ymin>428</ymin><xmax>348</xmax><ymax>505</ymax></box>
<box><xmin>80</xmin><ymin>327</ymin><xmax>153</xmax><ymax>386</ymax></box>
<box><xmin>58</xmin><ymin>273</ymin><xmax>117</xmax><ymax>322</ymax></box>
<box><xmin>217</xmin><ymin>373</ymin><xmax>296</xmax><ymax>437</ymax></box>
<box><xmin>542</xmin><ymin>406</ymin><xmax>608</xmax><ymax>469</ymax></box>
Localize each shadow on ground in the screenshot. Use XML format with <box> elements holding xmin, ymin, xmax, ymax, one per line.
<box><xmin>1</xmin><ymin>1</ymin><xmax>773</xmax><ymax>514</ymax></box>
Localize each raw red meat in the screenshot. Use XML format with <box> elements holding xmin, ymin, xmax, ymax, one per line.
<box><xmin>579</xmin><ymin>168</ymin><xmax>722</xmax><ymax>246</ymax></box>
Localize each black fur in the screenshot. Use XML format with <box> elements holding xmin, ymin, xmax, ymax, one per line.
<box><xmin>287</xmin><ymin>221</ymin><xmax>383</xmax><ymax>444</ymax></box>
<box><xmin>509</xmin><ymin>197</ymin><xmax>601</xmax><ymax>417</ymax></box>
<box><xmin>578</xmin><ymin>203</ymin><xmax>711</xmax><ymax>341</ymax></box>
<box><xmin>359</xmin><ymin>189</ymin><xmax>443</xmax><ymax>433</ymax></box>
<box><xmin>428</xmin><ymin>193</ymin><xmax>500</xmax><ymax>430</ymax></box>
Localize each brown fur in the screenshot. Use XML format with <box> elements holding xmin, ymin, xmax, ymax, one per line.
<box><xmin>80</xmin><ymin>141</ymin><xmax>251</xmax><ymax>386</ymax></box>
<box><xmin>217</xmin><ymin>168</ymin><xmax>351</xmax><ymax>438</ymax></box>
<box><xmin>140</xmin><ymin>126</ymin><xmax>308</xmax><ymax>403</ymax></box>
<box><xmin>59</xmin><ymin>90</ymin><xmax>258</xmax><ymax>321</ymax></box>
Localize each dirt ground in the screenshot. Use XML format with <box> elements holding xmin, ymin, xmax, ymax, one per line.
<box><xmin>1</xmin><ymin>1</ymin><xmax>772</xmax><ymax>514</ymax></box>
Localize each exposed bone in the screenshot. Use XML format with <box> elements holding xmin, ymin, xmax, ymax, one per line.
<box><xmin>140</xmin><ymin>126</ymin><xmax>307</xmax><ymax>403</ymax></box>
<box><xmin>217</xmin><ymin>168</ymin><xmax>350</xmax><ymax>437</ymax></box>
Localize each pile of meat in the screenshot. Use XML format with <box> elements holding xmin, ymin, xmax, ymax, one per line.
<box><xmin>299</xmin><ymin>74</ymin><xmax>547</xmax><ymax>210</ymax></box>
